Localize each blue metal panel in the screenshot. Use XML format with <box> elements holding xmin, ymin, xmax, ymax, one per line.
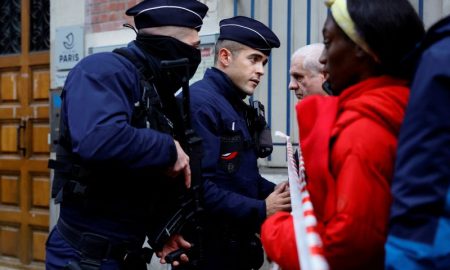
<box><xmin>268</xmin><ymin>0</ymin><xmax>273</xmax><ymax>129</ymax></box>
<box><xmin>249</xmin><ymin>0</ymin><xmax>255</xmax><ymax>103</ymax></box>
<box><xmin>286</xmin><ymin>0</ymin><xmax>292</xmax><ymax>136</ymax></box>
<box><xmin>419</xmin><ymin>0</ymin><xmax>424</xmax><ymax>20</ymax></box>
<box><xmin>268</xmin><ymin>0</ymin><xmax>273</xmax><ymax>161</ymax></box>
<box><xmin>251</xmin><ymin>0</ymin><xmax>255</xmax><ymax>18</ymax></box>
<box><xmin>307</xmin><ymin>0</ymin><xmax>311</xmax><ymax>44</ymax></box>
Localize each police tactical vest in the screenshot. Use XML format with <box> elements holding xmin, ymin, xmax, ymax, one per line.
<box><xmin>49</xmin><ymin>48</ymin><xmax>174</xmax><ymax>205</ymax></box>
<box><xmin>114</xmin><ymin>48</ymin><xmax>174</xmax><ymax>134</ymax></box>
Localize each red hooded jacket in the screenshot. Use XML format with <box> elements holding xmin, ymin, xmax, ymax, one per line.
<box><xmin>261</xmin><ymin>76</ymin><xmax>409</xmax><ymax>270</ymax></box>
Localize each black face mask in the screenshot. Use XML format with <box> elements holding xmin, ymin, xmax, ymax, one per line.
<box><xmin>135</xmin><ymin>34</ymin><xmax>201</xmax><ymax>94</ymax></box>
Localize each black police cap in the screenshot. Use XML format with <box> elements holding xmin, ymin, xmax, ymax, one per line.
<box><xmin>219</xmin><ymin>16</ymin><xmax>280</xmax><ymax>55</ymax></box>
<box><xmin>126</xmin><ymin>0</ymin><xmax>208</xmax><ymax>31</ymax></box>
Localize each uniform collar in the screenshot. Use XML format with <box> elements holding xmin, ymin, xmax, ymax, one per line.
<box><xmin>127</xmin><ymin>41</ymin><xmax>147</xmax><ymax>60</ymax></box>
<box><xmin>126</xmin><ymin>41</ymin><xmax>161</xmax><ymax>78</ymax></box>
<box><xmin>204</xmin><ymin>67</ymin><xmax>248</xmax><ymax>103</ymax></box>
<box><xmin>127</xmin><ymin>41</ymin><xmax>172</xmax><ymax>88</ymax></box>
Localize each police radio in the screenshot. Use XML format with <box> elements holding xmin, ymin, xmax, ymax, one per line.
<box><xmin>248</xmin><ymin>100</ymin><xmax>273</xmax><ymax>158</ymax></box>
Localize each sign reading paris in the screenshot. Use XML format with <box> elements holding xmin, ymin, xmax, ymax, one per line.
<box><xmin>55</xmin><ymin>26</ymin><xmax>84</xmax><ymax>70</ymax></box>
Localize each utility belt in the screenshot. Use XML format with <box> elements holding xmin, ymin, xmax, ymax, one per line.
<box><xmin>57</xmin><ymin>218</ymin><xmax>152</xmax><ymax>270</ymax></box>
<box><xmin>50</xmin><ymin>158</ymin><xmax>136</xmax><ymax>213</ymax></box>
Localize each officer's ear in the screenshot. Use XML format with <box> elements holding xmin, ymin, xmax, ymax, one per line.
<box><xmin>218</xmin><ymin>48</ymin><xmax>233</xmax><ymax>67</ymax></box>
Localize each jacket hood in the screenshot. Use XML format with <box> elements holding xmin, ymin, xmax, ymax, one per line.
<box><xmin>403</xmin><ymin>16</ymin><xmax>450</xmax><ymax>75</ymax></box>
<box><xmin>337</xmin><ymin>76</ymin><xmax>409</xmax><ymax>136</ymax></box>
<box><xmin>419</xmin><ymin>15</ymin><xmax>450</xmax><ymax>52</ymax></box>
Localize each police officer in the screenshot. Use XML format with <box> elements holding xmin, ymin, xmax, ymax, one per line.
<box><xmin>45</xmin><ymin>1</ymin><xmax>208</xmax><ymax>269</ymax></box>
<box><xmin>186</xmin><ymin>16</ymin><xmax>291</xmax><ymax>270</ymax></box>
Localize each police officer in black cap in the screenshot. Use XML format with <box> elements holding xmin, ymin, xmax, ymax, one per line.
<box><xmin>184</xmin><ymin>16</ymin><xmax>291</xmax><ymax>270</ymax></box>
<box><xmin>45</xmin><ymin>1</ymin><xmax>208</xmax><ymax>269</ymax></box>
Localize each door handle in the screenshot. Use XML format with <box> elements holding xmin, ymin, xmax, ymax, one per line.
<box><xmin>17</xmin><ymin>120</ymin><xmax>26</xmax><ymax>156</ymax></box>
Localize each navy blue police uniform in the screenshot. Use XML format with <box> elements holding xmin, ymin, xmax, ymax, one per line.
<box><xmin>45</xmin><ymin>1</ymin><xmax>208</xmax><ymax>269</ymax></box>
<box><xmin>187</xmin><ymin>16</ymin><xmax>280</xmax><ymax>270</ymax></box>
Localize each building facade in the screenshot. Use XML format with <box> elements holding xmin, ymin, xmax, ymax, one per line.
<box><xmin>0</xmin><ymin>0</ymin><xmax>448</xmax><ymax>269</ymax></box>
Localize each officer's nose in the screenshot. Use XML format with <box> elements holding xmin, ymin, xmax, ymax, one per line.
<box><xmin>256</xmin><ymin>62</ymin><xmax>265</xmax><ymax>76</ymax></box>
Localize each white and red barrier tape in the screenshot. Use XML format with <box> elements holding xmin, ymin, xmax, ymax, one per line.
<box><xmin>275</xmin><ymin>131</ymin><xmax>329</xmax><ymax>270</ymax></box>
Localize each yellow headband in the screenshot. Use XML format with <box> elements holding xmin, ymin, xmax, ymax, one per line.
<box><xmin>325</xmin><ymin>0</ymin><xmax>379</xmax><ymax>62</ymax></box>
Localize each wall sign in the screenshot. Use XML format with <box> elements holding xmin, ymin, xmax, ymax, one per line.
<box><xmin>54</xmin><ymin>26</ymin><xmax>84</xmax><ymax>71</ymax></box>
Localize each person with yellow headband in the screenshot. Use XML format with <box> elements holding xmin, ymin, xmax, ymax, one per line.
<box><xmin>261</xmin><ymin>0</ymin><xmax>425</xmax><ymax>269</ymax></box>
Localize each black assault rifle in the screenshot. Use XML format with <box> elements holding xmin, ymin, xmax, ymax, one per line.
<box><xmin>150</xmin><ymin>58</ymin><xmax>205</xmax><ymax>267</ymax></box>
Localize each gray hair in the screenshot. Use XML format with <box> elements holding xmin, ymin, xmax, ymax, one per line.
<box><xmin>291</xmin><ymin>43</ymin><xmax>325</xmax><ymax>74</ymax></box>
